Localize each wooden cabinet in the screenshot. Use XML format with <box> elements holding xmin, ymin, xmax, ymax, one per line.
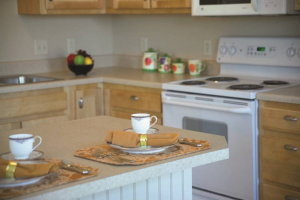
<box><xmin>69</xmin><ymin>84</ymin><xmax>102</xmax><ymax>120</ymax></box>
<box><xmin>107</xmin><ymin>0</ymin><xmax>190</xmax><ymax>14</ymax></box>
<box><xmin>259</xmin><ymin>101</ymin><xmax>300</xmax><ymax>200</ymax></box>
<box><xmin>151</xmin><ymin>0</ymin><xmax>190</xmax><ymax>9</ymax></box>
<box><xmin>114</xmin><ymin>0</ymin><xmax>150</xmax><ymax>9</ymax></box>
<box><xmin>296</xmin><ymin>0</ymin><xmax>300</xmax><ymax>10</ymax></box>
<box><xmin>18</xmin><ymin>0</ymin><xmax>105</xmax><ymax>15</ymax></box>
<box><xmin>0</xmin><ymin>88</ymin><xmax>69</xmax><ymax>133</ymax></box>
<box><xmin>104</xmin><ymin>83</ymin><xmax>162</xmax><ymax>125</ymax></box>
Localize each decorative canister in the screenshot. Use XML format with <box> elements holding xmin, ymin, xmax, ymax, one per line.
<box><xmin>172</xmin><ymin>58</ymin><xmax>185</xmax><ymax>75</ymax></box>
<box><xmin>158</xmin><ymin>54</ymin><xmax>172</xmax><ymax>73</ymax></box>
<box><xmin>143</xmin><ymin>48</ymin><xmax>158</xmax><ymax>72</ymax></box>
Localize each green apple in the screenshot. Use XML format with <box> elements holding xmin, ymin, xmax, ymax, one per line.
<box><xmin>74</xmin><ymin>55</ymin><xmax>85</xmax><ymax>65</ymax></box>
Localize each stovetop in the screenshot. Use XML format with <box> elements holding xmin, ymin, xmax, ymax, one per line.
<box><xmin>162</xmin><ymin>76</ymin><xmax>300</xmax><ymax>100</ymax></box>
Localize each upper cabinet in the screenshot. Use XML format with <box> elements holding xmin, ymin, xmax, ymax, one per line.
<box><xmin>18</xmin><ymin>0</ymin><xmax>105</xmax><ymax>15</ymax></box>
<box><xmin>108</xmin><ymin>0</ymin><xmax>190</xmax><ymax>13</ymax></box>
<box><xmin>296</xmin><ymin>0</ymin><xmax>300</xmax><ymax>10</ymax></box>
<box><xmin>18</xmin><ymin>0</ymin><xmax>190</xmax><ymax>14</ymax></box>
<box><xmin>151</xmin><ymin>0</ymin><xmax>190</xmax><ymax>9</ymax></box>
<box><xmin>114</xmin><ymin>0</ymin><xmax>151</xmax><ymax>9</ymax></box>
<box><xmin>45</xmin><ymin>0</ymin><xmax>104</xmax><ymax>10</ymax></box>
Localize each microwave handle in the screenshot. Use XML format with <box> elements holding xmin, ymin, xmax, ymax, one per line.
<box><xmin>162</xmin><ymin>98</ymin><xmax>251</xmax><ymax>114</ymax></box>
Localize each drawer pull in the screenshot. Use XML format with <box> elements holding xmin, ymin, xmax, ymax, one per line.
<box><xmin>284</xmin><ymin>145</ymin><xmax>298</xmax><ymax>151</ymax></box>
<box><xmin>79</xmin><ymin>98</ymin><xmax>84</xmax><ymax>109</ymax></box>
<box><xmin>130</xmin><ymin>96</ymin><xmax>139</xmax><ymax>101</ymax></box>
<box><xmin>285</xmin><ymin>196</ymin><xmax>298</xmax><ymax>200</ymax></box>
<box><xmin>284</xmin><ymin>115</ymin><xmax>298</xmax><ymax>121</ymax></box>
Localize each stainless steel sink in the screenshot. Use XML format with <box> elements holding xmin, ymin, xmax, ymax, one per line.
<box><xmin>0</xmin><ymin>75</ymin><xmax>62</xmax><ymax>86</ymax></box>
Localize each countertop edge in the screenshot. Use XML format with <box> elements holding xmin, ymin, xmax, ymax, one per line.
<box><xmin>24</xmin><ymin>148</ymin><xmax>229</xmax><ymax>200</ymax></box>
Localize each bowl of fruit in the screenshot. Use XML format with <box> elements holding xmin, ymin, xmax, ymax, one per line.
<box><xmin>67</xmin><ymin>50</ymin><xmax>94</xmax><ymax>76</ymax></box>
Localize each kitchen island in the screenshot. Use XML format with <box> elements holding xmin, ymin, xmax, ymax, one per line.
<box><xmin>0</xmin><ymin>116</ymin><xmax>228</xmax><ymax>200</ymax></box>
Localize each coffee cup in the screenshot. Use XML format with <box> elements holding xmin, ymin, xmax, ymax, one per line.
<box><xmin>188</xmin><ymin>60</ymin><xmax>206</xmax><ymax>76</ymax></box>
<box><xmin>131</xmin><ymin>113</ymin><xmax>158</xmax><ymax>134</ymax></box>
<box><xmin>9</xmin><ymin>134</ymin><xmax>42</xmax><ymax>159</ymax></box>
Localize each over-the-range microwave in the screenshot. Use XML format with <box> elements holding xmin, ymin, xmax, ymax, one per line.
<box><xmin>192</xmin><ymin>0</ymin><xmax>300</xmax><ymax>16</ymax></box>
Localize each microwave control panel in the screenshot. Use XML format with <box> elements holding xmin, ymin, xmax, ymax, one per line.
<box><xmin>260</xmin><ymin>0</ymin><xmax>286</xmax><ymax>14</ymax></box>
<box><xmin>217</xmin><ymin>37</ymin><xmax>300</xmax><ymax>67</ymax></box>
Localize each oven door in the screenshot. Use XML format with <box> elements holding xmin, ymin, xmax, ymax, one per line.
<box><xmin>162</xmin><ymin>92</ymin><xmax>258</xmax><ymax>200</ymax></box>
<box><xmin>192</xmin><ymin>0</ymin><xmax>259</xmax><ymax>16</ymax></box>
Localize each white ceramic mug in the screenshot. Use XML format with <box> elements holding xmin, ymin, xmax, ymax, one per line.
<box><xmin>131</xmin><ymin>113</ymin><xmax>158</xmax><ymax>134</ymax></box>
<box><xmin>9</xmin><ymin>134</ymin><xmax>42</xmax><ymax>159</ymax></box>
<box><xmin>188</xmin><ymin>60</ymin><xmax>206</xmax><ymax>76</ymax></box>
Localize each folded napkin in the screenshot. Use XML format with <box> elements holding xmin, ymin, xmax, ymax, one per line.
<box><xmin>0</xmin><ymin>158</ymin><xmax>59</xmax><ymax>179</ymax></box>
<box><xmin>105</xmin><ymin>130</ymin><xmax>179</xmax><ymax>148</ymax></box>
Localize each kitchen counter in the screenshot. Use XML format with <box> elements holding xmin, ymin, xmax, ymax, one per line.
<box><xmin>257</xmin><ymin>85</ymin><xmax>300</xmax><ymax>105</ymax></box>
<box><xmin>0</xmin><ymin>116</ymin><xmax>228</xmax><ymax>200</ymax></box>
<box><xmin>0</xmin><ymin>67</ymin><xmax>209</xmax><ymax>94</ymax></box>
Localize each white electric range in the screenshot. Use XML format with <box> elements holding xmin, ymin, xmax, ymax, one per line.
<box><xmin>162</xmin><ymin>37</ymin><xmax>300</xmax><ymax>200</ymax></box>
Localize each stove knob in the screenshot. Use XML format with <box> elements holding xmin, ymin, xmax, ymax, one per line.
<box><xmin>219</xmin><ymin>46</ymin><xmax>227</xmax><ymax>55</ymax></box>
<box><xmin>286</xmin><ymin>47</ymin><xmax>296</xmax><ymax>58</ymax></box>
<box><xmin>229</xmin><ymin>46</ymin><xmax>237</xmax><ymax>55</ymax></box>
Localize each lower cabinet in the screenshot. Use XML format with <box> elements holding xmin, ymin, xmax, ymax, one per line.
<box><xmin>259</xmin><ymin>101</ymin><xmax>300</xmax><ymax>200</ymax></box>
<box><xmin>103</xmin><ymin>83</ymin><xmax>162</xmax><ymax>125</ymax></box>
<box><xmin>0</xmin><ymin>83</ymin><xmax>102</xmax><ymax>133</ymax></box>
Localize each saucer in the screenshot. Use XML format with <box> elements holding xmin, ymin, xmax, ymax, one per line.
<box><xmin>0</xmin><ymin>150</ymin><xmax>44</xmax><ymax>161</ymax></box>
<box><xmin>123</xmin><ymin>128</ymin><xmax>159</xmax><ymax>134</ymax></box>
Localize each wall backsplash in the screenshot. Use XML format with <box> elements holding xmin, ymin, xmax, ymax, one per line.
<box><xmin>112</xmin><ymin>15</ymin><xmax>300</xmax><ymax>61</ymax></box>
<box><xmin>0</xmin><ymin>0</ymin><xmax>113</xmax><ymax>63</ymax></box>
<box><xmin>1</xmin><ymin>0</ymin><xmax>300</xmax><ymax>75</ymax></box>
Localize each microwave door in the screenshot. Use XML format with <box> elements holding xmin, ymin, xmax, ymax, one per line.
<box><xmin>193</xmin><ymin>0</ymin><xmax>259</xmax><ymax>16</ymax></box>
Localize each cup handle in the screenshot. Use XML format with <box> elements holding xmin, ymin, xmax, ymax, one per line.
<box><xmin>200</xmin><ymin>63</ymin><xmax>206</xmax><ymax>72</ymax></box>
<box><xmin>150</xmin><ymin>116</ymin><xmax>158</xmax><ymax>128</ymax></box>
<box><xmin>32</xmin><ymin>136</ymin><xmax>42</xmax><ymax>151</ymax></box>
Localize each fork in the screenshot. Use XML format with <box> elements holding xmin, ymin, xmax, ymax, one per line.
<box><xmin>92</xmin><ymin>149</ymin><xmax>135</xmax><ymax>163</ymax></box>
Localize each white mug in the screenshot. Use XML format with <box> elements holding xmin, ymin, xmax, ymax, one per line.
<box><xmin>131</xmin><ymin>113</ymin><xmax>158</xmax><ymax>134</ymax></box>
<box><xmin>9</xmin><ymin>134</ymin><xmax>42</xmax><ymax>159</ymax></box>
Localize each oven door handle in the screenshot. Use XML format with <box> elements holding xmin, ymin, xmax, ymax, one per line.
<box><xmin>162</xmin><ymin>98</ymin><xmax>252</xmax><ymax>114</ymax></box>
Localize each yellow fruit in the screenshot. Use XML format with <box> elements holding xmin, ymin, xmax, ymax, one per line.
<box><xmin>85</xmin><ymin>57</ymin><xmax>93</xmax><ymax>65</ymax></box>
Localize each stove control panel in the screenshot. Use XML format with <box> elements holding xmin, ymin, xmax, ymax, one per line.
<box><xmin>218</xmin><ymin>37</ymin><xmax>300</xmax><ymax>67</ymax></box>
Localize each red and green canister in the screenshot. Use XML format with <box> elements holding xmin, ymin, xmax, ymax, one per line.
<box><xmin>143</xmin><ymin>48</ymin><xmax>158</xmax><ymax>72</ymax></box>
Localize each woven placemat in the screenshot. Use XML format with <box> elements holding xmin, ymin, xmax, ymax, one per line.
<box><xmin>75</xmin><ymin>139</ymin><xmax>210</xmax><ymax>166</ymax></box>
<box><xmin>0</xmin><ymin>159</ymin><xmax>99</xmax><ymax>200</ymax></box>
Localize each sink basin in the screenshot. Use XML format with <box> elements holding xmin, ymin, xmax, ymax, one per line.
<box><xmin>0</xmin><ymin>75</ymin><xmax>62</xmax><ymax>86</ymax></box>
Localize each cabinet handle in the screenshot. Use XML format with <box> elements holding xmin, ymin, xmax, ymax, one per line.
<box><xmin>79</xmin><ymin>98</ymin><xmax>84</xmax><ymax>109</ymax></box>
<box><xmin>284</xmin><ymin>115</ymin><xmax>298</xmax><ymax>121</ymax></box>
<box><xmin>285</xmin><ymin>196</ymin><xmax>298</xmax><ymax>200</ymax></box>
<box><xmin>130</xmin><ymin>96</ymin><xmax>139</xmax><ymax>101</ymax></box>
<box><xmin>284</xmin><ymin>145</ymin><xmax>298</xmax><ymax>151</ymax></box>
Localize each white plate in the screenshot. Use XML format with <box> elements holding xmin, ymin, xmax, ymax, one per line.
<box><xmin>0</xmin><ymin>151</ymin><xmax>44</xmax><ymax>161</ymax></box>
<box><xmin>107</xmin><ymin>142</ymin><xmax>175</xmax><ymax>154</ymax></box>
<box><xmin>0</xmin><ymin>160</ymin><xmax>53</xmax><ymax>188</ymax></box>
<box><xmin>123</xmin><ymin>128</ymin><xmax>159</xmax><ymax>134</ymax></box>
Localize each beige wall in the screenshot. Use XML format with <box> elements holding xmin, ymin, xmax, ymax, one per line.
<box><xmin>112</xmin><ymin>15</ymin><xmax>300</xmax><ymax>60</ymax></box>
<box><xmin>0</xmin><ymin>0</ymin><xmax>113</xmax><ymax>63</ymax></box>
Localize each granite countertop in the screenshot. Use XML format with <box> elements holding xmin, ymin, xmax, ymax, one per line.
<box><xmin>0</xmin><ymin>116</ymin><xmax>229</xmax><ymax>200</ymax></box>
<box><xmin>0</xmin><ymin>67</ymin><xmax>209</xmax><ymax>94</ymax></box>
<box><xmin>257</xmin><ymin>85</ymin><xmax>300</xmax><ymax>105</ymax></box>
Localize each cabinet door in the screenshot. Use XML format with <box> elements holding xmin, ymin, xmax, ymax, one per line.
<box><xmin>151</xmin><ymin>0</ymin><xmax>190</xmax><ymax>9</ymax></box>
<box><xmin>0</xmin><ymin>123</ymin><xmax>21</xmax><ymax>134</ymax></box>
<box><xmin>114</xmin><ymin>0</ymin><xmax>150</xmax><ymax>9</ymax></box>
<box><xmin>45</xmin><ymin>0</ymin><xmax>104</xmax><ymax>10</ymax></box>
<box><xmin>75</xmin><ymin>88</ymin><xmax>101</xmax><ymax>119</ymax></box>
<box><xmin>296</xmin><ymin>0</ymin><xmax>300</xmax><ymax>10</ymax></box>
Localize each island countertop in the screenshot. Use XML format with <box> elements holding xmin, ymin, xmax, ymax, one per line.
<box><xmin>0</xmin><ymin>116</ymin><xmax>228</xmax><ymax>200</ymax></box>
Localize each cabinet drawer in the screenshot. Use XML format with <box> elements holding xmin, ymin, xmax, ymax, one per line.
<box><xmin>262</xmin><ymin>137</ymin><xmax>300</xmax><ymax>188</ymax></box>
<box><xmin>263</xmin><ymin>184</ymin><xmax>300</xmax><ymax>200</ymax></box>
<box><xmin>261</xmin><ymin>107</ymin><xmax>300</xmax><ymax>134</ymax></box>
<box><xmin>110</xmin><ymin>89</ymin><xmax>161</xmax><ymax>113</ymax></box>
